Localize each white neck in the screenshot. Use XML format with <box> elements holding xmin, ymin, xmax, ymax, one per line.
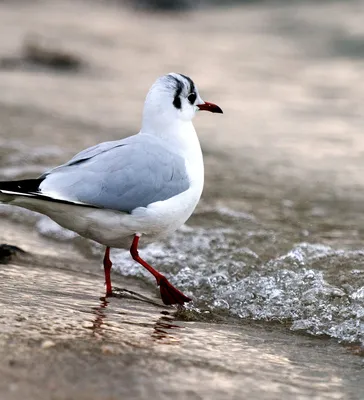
<box><xmin>140</xmin><ymin>93</ymin><xmax>205</xmax><ymax>197</ymax></box>
<box><xmin>140</xmin><ymin>116</ymin><xmax>204</xmax><ymax>193</ymax></box>
<box><xmin>141</xmin><ymin>115</ymin><xmax>199</xmax><ymax>156</ymax></box>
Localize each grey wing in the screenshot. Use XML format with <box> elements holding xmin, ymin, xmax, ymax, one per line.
<box><xmin>39</xmin><ymin>136</ymin><xmax>190</xmax><ymax>213</ymax></box>
<box><xmin>42</xmin><ymin>138</ymin><xmax>127</xmax><ymax>175</ymax></box>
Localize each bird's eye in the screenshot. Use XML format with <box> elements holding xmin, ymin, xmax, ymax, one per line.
<box><xmin>188</xmin><ymin>92</ymin><xmax>197</xmax><ymax>104</ymax></box>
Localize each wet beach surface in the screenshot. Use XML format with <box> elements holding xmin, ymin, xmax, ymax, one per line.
<box><xmin>0</xmin><ymin>0</ymin><xmax>364</xmax><ymax>399</ymax></box>
<box><xmin>0</xmin><ymin>233</ymin><xmax>363</xmax><ymax>400</ymax></box>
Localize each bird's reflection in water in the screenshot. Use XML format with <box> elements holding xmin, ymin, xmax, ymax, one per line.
<box><xmin>91</xmin><ymin>297</ymin><xmax>109</xmax><ymax>337</ymax></box>
<box><xmin>152</xmin><ymin>312</ymin><xmax>182</xmax><ymax>344</ymax></box>
<box><xmin>89</xmin><ymin>289</ymin><xmax>184</xmax><ymax>345</ymax></box>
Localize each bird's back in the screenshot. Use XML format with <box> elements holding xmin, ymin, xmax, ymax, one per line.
<box><xmin>38</xmin><ymin>133</ymin><xmax>191</xmax><ymax>213</ymax></box>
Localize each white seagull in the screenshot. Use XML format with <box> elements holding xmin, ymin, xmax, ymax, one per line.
<box><xmin>0</xmin><ymin>73</ymin><xmax>223</xmax><ymax>305</ymax></box>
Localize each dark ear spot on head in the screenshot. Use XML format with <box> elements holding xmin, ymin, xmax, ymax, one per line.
<box><xmin>173</xmin><ymin>95</ymin><xmax>181</xmax><ymax>109</ymax></box>
<box><xmin>170</xmin><ymin>75</ymin><xmax>183</xmax><ymax>110</ymax></box>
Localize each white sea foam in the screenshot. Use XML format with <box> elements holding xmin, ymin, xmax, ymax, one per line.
<box><xmin>111</xmin><ymin>231</ymin><xmax>364</xmax><ymax>346</ymax></box>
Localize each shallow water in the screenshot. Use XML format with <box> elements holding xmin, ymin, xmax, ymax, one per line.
<box><xmin>0</xmin><ymin>0</ymin><xmax>364</xmax><ymax>398</ymax></box>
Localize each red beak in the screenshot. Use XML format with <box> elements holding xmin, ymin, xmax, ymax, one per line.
<box><xmin>197</xmin><ymin>102</ymin><xmax>223</xmax><ymax>114</ymax></box>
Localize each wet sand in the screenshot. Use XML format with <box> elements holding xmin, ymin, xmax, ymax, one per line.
<box><xmin>1</xmin><ymin>0</ymin><xmax>364</xmax><ymax>399</ymax></box>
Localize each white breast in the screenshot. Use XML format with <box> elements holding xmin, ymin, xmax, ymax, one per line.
<box><xmin>129</xmin><ymin>125</ymin><xmax>205</xmax><ymax>241</ymax></box>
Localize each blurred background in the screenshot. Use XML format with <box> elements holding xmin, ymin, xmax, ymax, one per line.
<box><xmin>1</xmin><ymin>0</ymin><xmax>364</xmax><ymax>362</ymax></box>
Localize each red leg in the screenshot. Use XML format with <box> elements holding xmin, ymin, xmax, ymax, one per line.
<box><xmin>103</xmin><ymin>246</ymin><xmax>113</xmax><ymax>296</ymax></box>
<box><xmin>130</xmin><ymin>235</ymin><xmax>192</xmax><ymax>305</ymax></box>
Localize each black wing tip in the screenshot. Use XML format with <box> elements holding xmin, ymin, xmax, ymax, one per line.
<box><xmin>0</xmin><ymin>178</ymin><xmax>44</xmax><ymax>194</ymax></box>
<box><xmin>0</xmin><ymin>179</ymin><xmax>100</xmax><ymax>209</ymax></box>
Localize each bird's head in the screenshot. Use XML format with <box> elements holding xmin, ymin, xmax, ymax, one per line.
<box><xmin>142</xmin><ymin>73</ymin><xmax>222</xmax><ymax>133</ymax></box>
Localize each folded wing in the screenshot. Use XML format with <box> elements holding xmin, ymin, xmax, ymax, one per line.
<box><xmin>38</xmin><ymin>135</ymin><xmax>190</xmax><ymax>213</ymax></box>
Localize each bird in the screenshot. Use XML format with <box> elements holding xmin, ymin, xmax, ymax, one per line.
<box><xmin>0</xmin><ymin>73</ymin><xmax>223</xmax><ymax>305</ymax></box>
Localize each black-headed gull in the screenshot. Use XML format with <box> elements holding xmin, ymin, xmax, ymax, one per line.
<box><xmin>0</xmin><ymin>73</ymin><xmax>223</xmax><ymax>305</ymax></box>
